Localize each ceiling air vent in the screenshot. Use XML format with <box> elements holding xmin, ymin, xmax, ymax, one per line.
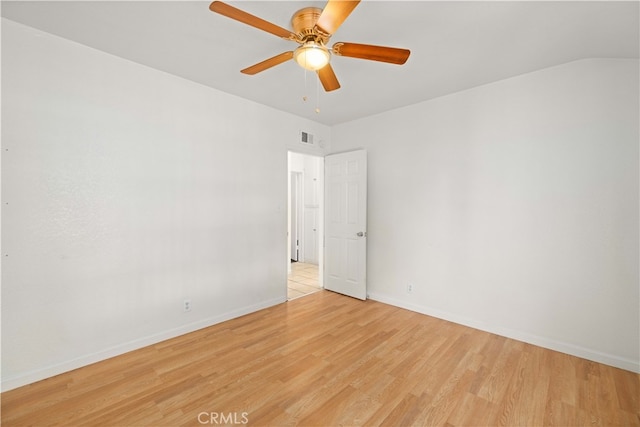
<box><xmin>300</xmin><ymin>131</ymin><xmax>314</xmax><ymax>145</ymax></box>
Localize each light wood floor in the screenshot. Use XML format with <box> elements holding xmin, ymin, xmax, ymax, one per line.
<box><xmin>287</xmin><ymin>262</ymin><xmax>321</xmax><ymax>300</ymax></box>
<box><xmin>2</xmin><ymin>291</ymin><xmax>638</xmax><ymax>426</ymax></box>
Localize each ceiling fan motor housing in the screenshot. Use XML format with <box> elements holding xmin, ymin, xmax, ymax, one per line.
<box><xmin>291</xmin><ymin>7</ymin><xmax>328</xmax><ymax>43</ymax></box>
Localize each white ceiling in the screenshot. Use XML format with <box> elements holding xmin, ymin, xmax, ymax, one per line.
<box><xmin>2</xmin><ymin>1</ymin><xmax>638</xmax><ymax>125</ymax></box>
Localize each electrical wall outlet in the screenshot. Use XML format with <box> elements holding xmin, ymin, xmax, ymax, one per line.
<box><xmin>406</xmin><ymin>283</ymin><xmax>414</xmax><ymax>294</ymax></box>
<box><xmin>183</xmin><ymin>299</ymin><xmax>191</xmax><ymax>312</ymax></box>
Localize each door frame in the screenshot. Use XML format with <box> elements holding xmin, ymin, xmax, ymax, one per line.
<box><xmin>287</xmin><ymin>151</ymin><xmax>324</xmax><ymax>287</ymax></box>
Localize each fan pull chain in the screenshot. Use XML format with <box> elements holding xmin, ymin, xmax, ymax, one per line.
<box><xmin>301</xmin><ymin>70</ymin><xmax>320</xmax><ymax>114</ymax></box>
<box><xmin>302</xmin><ymin>70</ymin><xmax>308</xmax><ymax>102</ymax></box>
<box><xmin>315</xmin><ymin>74</ymin><xmax>320</xmax><ymax>114</ymax></box>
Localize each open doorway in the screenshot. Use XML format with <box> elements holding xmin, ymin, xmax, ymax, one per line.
<box><xmin>287</xmin><ymin>151</ymin><xmax>324</xmax><ymax>300</ymax></box>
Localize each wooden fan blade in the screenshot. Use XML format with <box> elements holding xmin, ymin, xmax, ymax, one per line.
<box><xmin>317</xmin><ymin>63</ymin><xmax>341</xmax><ymax>92</ymax></box>
<box><xmin>333</xmin><ymin>42</ymin><xmax>410</xmax><ymax>65</ymax></box>
<box><xmin>209</xmin><ymin>1</ymin><xmax>295</xmax><ymax>39</ymax></box>
<box><xmin>241</xmin><ymin>51</ymin><xmax>294</xmax><ymax>75</ymax></box>
<box><xmin>315</xmin><ymin>0</ymin><xmax>360</xmax><ymax>35</ymax></box>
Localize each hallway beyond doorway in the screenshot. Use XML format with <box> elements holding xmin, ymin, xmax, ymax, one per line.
<box><xmin>288</xmin><ymin>262</ymin><xmax>321</xmax><ymax>300</ymax></box>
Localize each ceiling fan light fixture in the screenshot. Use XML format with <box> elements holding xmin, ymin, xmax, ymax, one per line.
<box><xmin>294</xmin><ymin>42</ymin><xmax>330</xmax><ymax>71</ymax></box>
<box><xmin>210</xmin><ymin>1</ymin><xmax>411</xmax><ymax>93</ymax></box>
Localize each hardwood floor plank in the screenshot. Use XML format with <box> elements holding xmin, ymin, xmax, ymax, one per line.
<box><xmin>297</xmin><ymin>385</ymin><xmax>361</xmax><ymax>425</ymax></box>
<box><xmin>2</xmin><ymin>290</ymin><xmax>638</xmax><ymax>426</ymax></box>
<box><xmin>450</xmin><ymin>392</ymin><xmax>500</xmax><ymax>426</ymax></box>
<box><xmin>494</xmin><ymin>348</ymin><xmax>530</xmax><ymax>425</ymax></box>
<box><xmin>420</xmin><ymin>369</ymin><xmax>477</xmax><ymax>426</ymax></box>
<box><xmin>611</xmin><ymin>366</ymin><xmax>640</xmax><ymax>414</ymax></box>
<box><xmin>477</xmin><ymin>339</ymin><xmax>522</xmax><ymax>405</ymax></box>
<box><xmin>379</xmin><ymin>391</ymin><xmax>422</xmax><ymax>425</ymax></box>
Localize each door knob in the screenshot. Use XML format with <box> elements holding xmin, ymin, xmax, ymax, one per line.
<box><xmin>357</xmin><ymin>231</ymin><xmax>365</xmax><ymax>237</ymax></box>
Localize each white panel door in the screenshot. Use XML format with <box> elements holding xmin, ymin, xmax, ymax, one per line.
<box><xmin>324</xmin><ymin>150</ymin><xmax>367</xmax><ymax>300</ymax></box>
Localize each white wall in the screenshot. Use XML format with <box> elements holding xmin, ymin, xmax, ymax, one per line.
<box><xmin>1</xmin><ymin>19</ymin><xmax>330</xmax><ymax>390</ymax></box>
<box><xmin>332</xmin><ymin>58</ymin><xmax>639</xmax><ymax>372</ymax></box>
<box><xmin>2</xmin><ymin>16</ymin><xmax>638</xmax><ymax>393</ymax></box>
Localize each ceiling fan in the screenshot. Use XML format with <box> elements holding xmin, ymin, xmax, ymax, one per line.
<box><xmin>209</xmin><ymin>0</ymin><xmax>410</xmax><ymax>92</ymax></box>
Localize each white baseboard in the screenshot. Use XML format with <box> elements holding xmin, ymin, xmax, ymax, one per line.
<box><xmin>1</xmin><ymin>296</ymin><xmax>286</xmax><ymax>392</ymax></box>
<box><xmin>368</xmin><ymin>292</ymin><xmax>640</xmax><ymax>374</ymax></box>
